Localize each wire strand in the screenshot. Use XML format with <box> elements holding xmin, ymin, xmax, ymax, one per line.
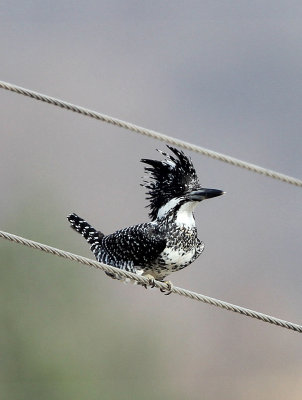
<box><xmin>1</xmin><ymin>229</ymin><xmax>301</xmax><ymax>333</ymax></box>
<box><xmin>1</xmin><ymin>80</ymin><xmax>301</xmax><ymax>187</ymax></box>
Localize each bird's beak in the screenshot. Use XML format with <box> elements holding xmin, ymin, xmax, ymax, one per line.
<box><xmin>186</xmin><ymin>188</ymin><xmax>225</xmax><ymax>201</ymax></box>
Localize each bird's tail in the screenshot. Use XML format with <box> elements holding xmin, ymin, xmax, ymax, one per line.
<box><xmin>67</xmin><ymin>213</ymin><xmax>104</xmax><ymax>256</ymax></box>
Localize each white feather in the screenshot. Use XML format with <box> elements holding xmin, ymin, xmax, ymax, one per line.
<box><xmin>175</xmin><ymin>201</ymin><xmax>198</xmax><ymax>227</ymax></box>
<box><xmin>157</xmin><ymin>199</ymin><xmax>198</xmax><ymax>228</ymax></box>
<box><xmin>157</xmin><ymin>198</ymin><xmax>181</xmax><ymax>219</ymax></box>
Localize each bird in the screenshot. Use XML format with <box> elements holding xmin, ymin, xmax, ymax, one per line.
<box><xmin>67</xmin><ymin>145</ymin><xmax>224</xmax><ymax>292</ymax></box>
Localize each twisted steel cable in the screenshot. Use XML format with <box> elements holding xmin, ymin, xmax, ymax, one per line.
<box><xmin>1</xmin><ymin>80</ymin><xmax>301</xmax><ymax>187</ymax></box>
<box><xmin>1</xmin><ymin>229</ymin><xmax>301</xmax><ymax>333</ymax></box>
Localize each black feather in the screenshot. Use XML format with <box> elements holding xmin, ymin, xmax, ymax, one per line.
<box><xmin>141</xmin><ymin>145</ymin><xmax>201</xmax><ymax>220</ymax></box>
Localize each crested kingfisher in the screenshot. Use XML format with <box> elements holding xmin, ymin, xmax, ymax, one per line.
<box><xmin>67</xmin><ymin>146</ymin><xmax>224</xmax><ymax>290</ymax></box>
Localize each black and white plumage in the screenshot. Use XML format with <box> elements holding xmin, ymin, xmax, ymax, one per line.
<box><xmin>67</xmin><ymin>146</ymin><xmax>224</xmax><ymax>283</ymax></box>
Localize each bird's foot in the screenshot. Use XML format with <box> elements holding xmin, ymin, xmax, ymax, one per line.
<box><xmin>160</xmin><ymin>280</ymin><xmax>174</xmax><ymax>295</ymax></box>
<box><xmin>105</xmin><ymin>271</ymin><xmax>118</xmax><ymax>280</ymax></box>
<box><xmin>142</xmin><ymin>274</ymin><xmax>156</xmax><ymax>289</ymax></box>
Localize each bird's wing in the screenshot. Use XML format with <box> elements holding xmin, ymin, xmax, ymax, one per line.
<box><xmin>100</xmin><ymin>223</ymin><xmax>166</xmax><ymax>270</ymax></box>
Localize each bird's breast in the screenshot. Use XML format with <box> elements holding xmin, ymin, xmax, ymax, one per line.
<box><xmin>159</xmin><ymin>246</ymin><xmax>197</xmax><ymax>267</ymax></box>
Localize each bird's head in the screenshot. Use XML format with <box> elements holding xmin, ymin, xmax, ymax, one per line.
<box><xmin>141</xmin><ymin>146</ymin><xmax>224</xmax><ymax>221</ymax></box>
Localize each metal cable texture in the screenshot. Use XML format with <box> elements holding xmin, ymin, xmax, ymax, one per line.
<box><xmin>1</xmin><ymin>80</ymin><xmax>301</xmax><ymax>187</ymax></box>
<box><xmin>1</xmin><ymin>229</ymin><xmax>301</xmax><ymax>333</ymax></box>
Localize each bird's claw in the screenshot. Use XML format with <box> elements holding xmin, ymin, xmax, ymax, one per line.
<box><xmin>160</xmin><ymin>280</ymin><xmax>173</xmax><ymax>295</ymax></box>
<box><xmin>147</xmin><ymin>276</ymin><xmax>156</xmax><ymax>288</ymax></box>
<box><xmin>105</xmin><ymin>271</ymin><xmax>118</xmax><ymax>280</ymax></box>
<box><xmin>142</xmin><ymin>274</ymin><xmax>156</xmax><ymax>289</ymax></box>
<box><xmin>141</xmin><ymin>276</ymin><xmax>173</xmax><ymax>294</ymax></box>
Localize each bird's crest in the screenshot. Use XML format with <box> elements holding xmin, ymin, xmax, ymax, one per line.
<box><xmin>141</xmin><ymin>146</ymin><xmax>200</xmax><ymax>220</ymax></box>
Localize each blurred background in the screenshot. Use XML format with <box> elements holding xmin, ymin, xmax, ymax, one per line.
<box><xmin>1</xmin><ymin>1</ymin><xmax>302</xmax><ymax>399</ymax></box>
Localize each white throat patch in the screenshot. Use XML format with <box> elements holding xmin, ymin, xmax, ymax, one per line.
<box><xmin>175</xmin><ymin>201</ymin><xmax>198</xmax><ymax>227</ymax></box>
<box><xmin>157</xmin><ymin>199</ymin><xmax>198</xmax><ymax>228</ymax></box>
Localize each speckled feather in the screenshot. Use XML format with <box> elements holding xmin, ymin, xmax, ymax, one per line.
<box><xmin>67</xmin><ymin>212</ymin><xmax>204</xmax><ymax>280</ymax></box>
<box><xmin>67</xmin><ymin>146</ymin><xmax>205</xmax><ymax>281</ymax></box>
<box><xmin>141</xmin><ymin>145</ymin><xmax>200</xmax><ymax>220</ymax></box>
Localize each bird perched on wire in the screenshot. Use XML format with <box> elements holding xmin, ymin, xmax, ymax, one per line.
<box><xmin>67</xmin><ymin>146</ymin><xmax>224</xmax><ymax>292</ymax></box>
